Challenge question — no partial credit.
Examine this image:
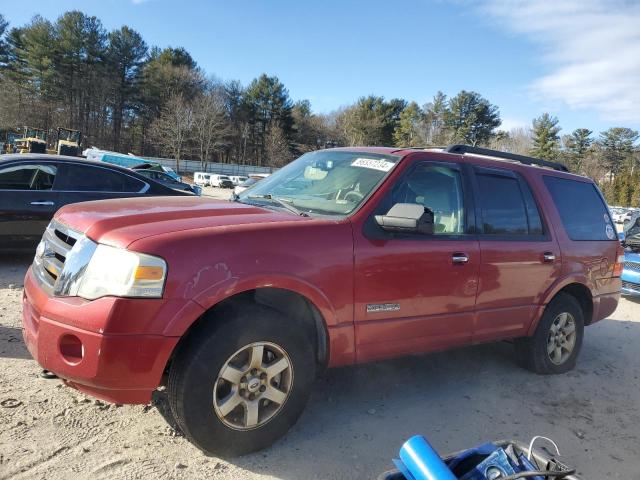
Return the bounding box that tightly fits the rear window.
[543,176,614,241]
[59,164,145,193]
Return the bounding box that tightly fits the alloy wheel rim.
[547,312,577,365]
[213,341,293,430]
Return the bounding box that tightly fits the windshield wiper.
[248,194,309,217]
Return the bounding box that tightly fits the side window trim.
[364,159,476,241]
[470,166,550,241]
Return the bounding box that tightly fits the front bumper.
[22,267,179,404]
[621,265,640,297]
[621,280,640,297]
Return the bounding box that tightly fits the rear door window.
[476,172,530,235]
[0,163,57,190]
[544,176,613,241]
[58,164,146,193]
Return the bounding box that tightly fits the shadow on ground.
[215,315,640,479]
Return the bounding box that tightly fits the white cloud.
[499,117,529,132]
[480,0,640,124]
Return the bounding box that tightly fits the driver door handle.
[452,253,469,264]
[30,201,54,206]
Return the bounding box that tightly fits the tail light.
[613,243,625,277]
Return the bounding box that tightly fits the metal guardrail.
[141,157,275,176]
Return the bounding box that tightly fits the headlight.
[76,244,167,300]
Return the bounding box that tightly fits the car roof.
[0,153,146,174]
[0,153,185,189]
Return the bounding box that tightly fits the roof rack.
[444,144,568,172]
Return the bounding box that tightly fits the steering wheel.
[344,190,364,202]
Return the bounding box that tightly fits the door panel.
[352,160,480,363]
[474,241,560,341]
[354,238,480,362]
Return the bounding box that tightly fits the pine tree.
[443,91,501,146]
[393,101,422,147]
[531,113,561,160]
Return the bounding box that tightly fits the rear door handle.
[30,201,54,206]
[543,252,556,263]
[452,253,469,264]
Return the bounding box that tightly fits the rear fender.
[526,274,594,336]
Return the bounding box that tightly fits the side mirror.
[375,203,434,234]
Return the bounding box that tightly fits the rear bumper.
[22,267,179,404]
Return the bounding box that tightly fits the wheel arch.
[164,286,332,377]
[529,277,594,335]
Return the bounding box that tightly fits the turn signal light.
[135,266,165,281]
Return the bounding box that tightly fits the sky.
[1,0,639,135]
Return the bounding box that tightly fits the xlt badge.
[366,303,400,313]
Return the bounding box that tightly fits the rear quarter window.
[543,176,613,241]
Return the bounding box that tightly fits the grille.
[33,221,82,294]
[622,281,640,292]
[623,261,640,273]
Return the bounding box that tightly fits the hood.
[55,196,309,248]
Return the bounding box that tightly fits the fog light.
[59,334,83,364]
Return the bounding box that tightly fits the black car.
[132,167,201,195]
[0,154,192,252]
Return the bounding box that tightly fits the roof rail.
[444,144,568,172]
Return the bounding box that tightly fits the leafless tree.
[264,125,293,167]
[150,93,194,170]
[192,90,232,167]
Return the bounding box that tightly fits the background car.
[0,154,192,252]
[210,174,234,188]
[233,177,259,196]
[133,168,201,195]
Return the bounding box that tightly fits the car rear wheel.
[514,292,584,374]
[167,304,315,457]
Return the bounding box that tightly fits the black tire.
[167,304,315,457]
[514,293,584,374]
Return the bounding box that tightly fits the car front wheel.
[167,304,316,457]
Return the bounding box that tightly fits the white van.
[229,175,248,186]
[194,172,212,186]
[209,174,234,188]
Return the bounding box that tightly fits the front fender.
[162,272,338,337]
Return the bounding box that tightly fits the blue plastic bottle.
[398,435,457,480]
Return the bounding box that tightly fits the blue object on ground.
[395,435,457,480]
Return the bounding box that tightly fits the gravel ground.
[1,254,639,479]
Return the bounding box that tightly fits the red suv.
[22,145,622,456]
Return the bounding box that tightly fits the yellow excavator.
[15,126,48,154]
[54,127,82,156]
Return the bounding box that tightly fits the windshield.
[237,150,400,215]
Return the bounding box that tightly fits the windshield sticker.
[605,224,615,240]
[351,158,395,172]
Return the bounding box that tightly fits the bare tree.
[264,125,293,167]
[150,93,194,170]
[192,90,232,167]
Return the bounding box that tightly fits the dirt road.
[1,255,639,479]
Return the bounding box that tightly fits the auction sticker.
[605,224,615,240]
[351,158,395,172]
